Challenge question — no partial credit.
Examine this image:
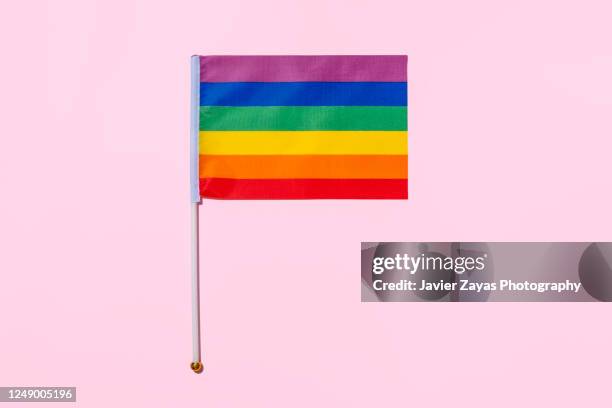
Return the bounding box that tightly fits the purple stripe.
[199,55,407,82]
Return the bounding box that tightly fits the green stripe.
[200,106,407,131]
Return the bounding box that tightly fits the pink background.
[2,0,612,406]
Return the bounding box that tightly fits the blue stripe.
[199,82,407,106]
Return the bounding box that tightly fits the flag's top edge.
[193,54,407,57]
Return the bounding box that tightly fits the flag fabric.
[190,55,408,201]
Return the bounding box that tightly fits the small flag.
[190,55,408,200]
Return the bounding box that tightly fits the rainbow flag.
[190,55,408,200]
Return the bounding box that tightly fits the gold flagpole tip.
[191,361,203,373]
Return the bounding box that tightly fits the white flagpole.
[190,201,203,373]
[190,55,203,374]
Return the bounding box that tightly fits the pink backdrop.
[1,0,612,406]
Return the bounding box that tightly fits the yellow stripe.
[199,131,408,155]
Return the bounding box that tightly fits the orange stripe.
[199,155,407,179]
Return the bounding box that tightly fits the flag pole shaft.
[189,56,203,373]
[190,201,203,373]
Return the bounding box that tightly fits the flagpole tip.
[191,361,203,373]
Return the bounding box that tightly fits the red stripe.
[200,178,407,199]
